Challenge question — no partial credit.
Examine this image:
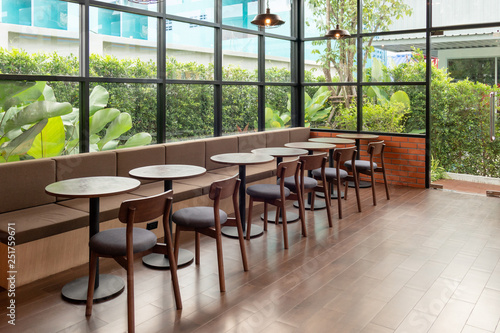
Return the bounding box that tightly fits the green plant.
[0,82,152,162]
[431,156,449,182]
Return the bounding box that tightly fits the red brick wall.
[310,131,426,188]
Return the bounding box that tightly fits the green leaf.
[4,101,72,134]
[89,85,109,116]
[0,81,42,111]
[371,58,384,82]
[97,112,132,150]
[119,132,152,149]
[89,108,120,135]
[42,84,57,102]
[390,91,411,109]
[0,119,47,160]
[27,116,65,159]
[102,140,119,151]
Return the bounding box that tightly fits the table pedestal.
[142,179,194,269]
[316,190,345,199]
[260,211,300,224]
[348,180,372,188]
[62,274,124,303]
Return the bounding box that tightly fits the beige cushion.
[116,145,166,184]
[131,181,203,202]
[238,132,267,153]
[57,193,141,223]
[53,151,116,181]
[266,129,290,147]
[176,172,233,195]
[0,204,88,244]
[0,159,56,213]
[204,136,238,170]
[289,127,311,142]
[165,140,205,167]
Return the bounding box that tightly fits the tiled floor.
[432,179,500,196]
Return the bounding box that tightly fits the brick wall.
[310,131,426,188]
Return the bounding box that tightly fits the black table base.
[348,180,372,188]
[142,249,194,269]
[316,190,344,199]
[222,225,263,238]
[293,200,327,210]
[61,274,124,303]
[261,210,300,223]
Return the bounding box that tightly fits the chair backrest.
[333,146,357,163]
[209,174,240,201]
[118,190,173,224]
[277,158,300,179]
[368,141,385,156]
[299,153,327,171]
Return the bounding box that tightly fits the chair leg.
[274,205,280,225]
[235,214,249,272]
[174,228,181,261]
[354,174,362,213]
[382,169,390,200]
[370,172,377,206]
[281,203,289,249]
[126,256,135,333]
[323,188,333,228]
[336,178,343,219]
[263,202,268,231]
[215,229,226,292]
[246,197,254,240]
[164,223,182,310]
[195,231,200,265]
[85,251,98,317]
[298,191,307,237]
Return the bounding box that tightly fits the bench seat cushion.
[208,162,276,183]
[56,193,142,223]
[131,181,203,202]
[176,172,234,195]
[0,204,88,244]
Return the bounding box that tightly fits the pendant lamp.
[325,1,350,39]
[251,0,285,28]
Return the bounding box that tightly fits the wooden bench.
[0,127,310,287]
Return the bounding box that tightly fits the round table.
[251,147,308,223]
[129,164,207,269]
[284,142,336,210]
[336,133,380,188]
[308,137,355,199]
[210,153,274,238]
[45,176,141,303]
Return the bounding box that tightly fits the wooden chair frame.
[365,141,390,205]
[246,158,305,249]
[85,190,181,333]
[173,174,248,292]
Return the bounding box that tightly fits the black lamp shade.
[325,25,351,39]
[251,8,285,28]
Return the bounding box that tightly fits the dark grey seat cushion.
[172,207,227,228]
[344,160,376,171]
[247,184,290,200]
[283,176,317,192]
[312,168,348,181]
[89,227,157,257]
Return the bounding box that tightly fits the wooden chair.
[313,147,362,219]
[246,158,305,249]
[172,174,248,292]
[85,190,181,333]
[344,141,390,206]
[286,153,332,228]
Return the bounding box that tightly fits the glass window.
[0,0,79,75]
[363,33,427,83]
[95,0,158,12]
[265,86,292,130]
[448,58,496,86]
[89,7,157,78]
[265,37,291,82]
[0,80,79,162]
[222,30,258,81]
[166,22,214,80]
[222,0,258,31]
[362,0,421,33]
[304,39,357,83]
[166,84,214,140]
[222,85,258,134]
[263,0,292,37]
[362,85,424,134]
[433,0,500,27]
[306,85,353,130]
[166,0,214,23]
[304,0,356,38]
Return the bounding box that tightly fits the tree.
[306,0,412,124]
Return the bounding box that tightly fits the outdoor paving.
[432,178,500,195]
